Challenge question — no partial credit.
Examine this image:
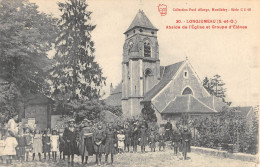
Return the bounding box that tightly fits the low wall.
[191,146,258,163]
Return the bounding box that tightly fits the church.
[105,10,227,123]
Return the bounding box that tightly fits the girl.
[124,124,131,152]
[149,128,157,152]
[172,129,182,156]
[16,128,26,162]
[50,130,59,161]
[139,124,148,153]
[3,131,18,164]
[117,130,125,153]
[42,129,51,160]
[93,122,105,165]
[24,128,33,161]
[32,129,42,161]
[59,130,65,160]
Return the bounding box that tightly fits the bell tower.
[122,10,160,117]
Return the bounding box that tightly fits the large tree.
[50,0,106,109]
[203,74,231,105]
[0,0,58,122]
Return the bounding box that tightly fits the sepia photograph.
[0,0,259,166]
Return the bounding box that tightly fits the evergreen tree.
[203,74,231,105]
[50,0,106,107]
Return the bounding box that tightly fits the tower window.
[151,31,154,34]
[144,41,151,57]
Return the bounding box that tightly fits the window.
[144,41,151,57]
[140,29,143,32]
[151,31,154,34]
[128,41,134,54]
[183,71,188,78]
[182,87,193,95]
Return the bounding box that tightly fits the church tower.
[122,10,160,117]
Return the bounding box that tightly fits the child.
[50,130,59,161]
[59,130,65,160]
[32,129,42,161]
[139,124,148,153]
[42,129,51,160]
[104,124,117,165]
[158,131,166,151]
[16,128,26,162]
[24,128,33,161]
[117,130,125,154]
[93,123,105,165]
[172,129,182,156]
[149,128,157,152]
[124,124,131,152]
[3,131,18,165]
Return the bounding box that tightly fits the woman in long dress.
[63,119,78,163]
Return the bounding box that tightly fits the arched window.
[182,87,193,95]
[144,41,151,57]
[128,41,134,54]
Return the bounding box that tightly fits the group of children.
[0,128,62,165]
[0,118,191,165]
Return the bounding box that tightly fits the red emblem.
[158,4,167,16]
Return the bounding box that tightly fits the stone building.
[105,10,227,123]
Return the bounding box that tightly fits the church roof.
[142,61,185,102]
[104,83,122,106]
[161,95,218,114]
[124,10,158,34]
[198,96,228,112]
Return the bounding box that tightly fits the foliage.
[50,0,106,108]
[0,0,58,122]
[203,75,231,105]
[103,105,123,117]
[176,107,258,154]
[141,103,157,122]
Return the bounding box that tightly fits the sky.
[30,0,260,107]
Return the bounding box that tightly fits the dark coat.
[63,128,79,155]
[139,127,148,146]
[16,135,26,157]
[181,130,192,153]
[124,128,131,145]
[42,134,51,153]
[158,134,165,147]
[172,132,182,148]
[93,129,105,153]
[132,125,139,146]
[79,127,94,156]
[104,129,117,154]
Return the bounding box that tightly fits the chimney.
[110,83,114,95]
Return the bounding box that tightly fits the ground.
[0,149,256,167]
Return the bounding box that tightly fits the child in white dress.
[117,130,125,153]
[50,130,59,161]
[3,131,18,164]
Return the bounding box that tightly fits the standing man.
[79,118,94,164]
[165,119,172,141]
[63,119,78,164]
[181,126,192,160]
[132,121,139,153]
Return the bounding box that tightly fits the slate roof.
[161,95,217,114]
[231,106,253,117]
[104,83,122,107]
[142,61,185,102]
[198,96,228,112]
[124,10,158,34]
